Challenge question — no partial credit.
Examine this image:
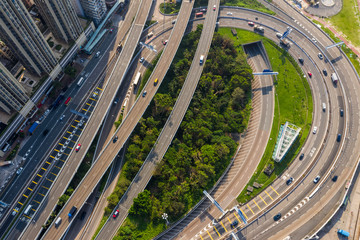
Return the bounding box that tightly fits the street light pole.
[162,213,169,225]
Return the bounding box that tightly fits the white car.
[313,126,317,134]
[16,167,23,175]
[227,12,233,15]
[313,175,320,183]
[139,57,145,63]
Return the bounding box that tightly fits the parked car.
[230,220,238,228]
[75,144,81,152]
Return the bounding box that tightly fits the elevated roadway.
[95,1,219,239]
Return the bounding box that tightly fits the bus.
[195,12,203,17]
[64,97,72,106]
[77,77,85,86]
[133,72,141,86]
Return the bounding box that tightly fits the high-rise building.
[34,0,83,43]
[0,41,17,63]
[0,0,58,76]
[0,63,29,114]
[80,0,107,26]
[21,0,34,9]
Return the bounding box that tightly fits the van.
[147,32,153,38]
[276,32,282,38]
[68,206,77,218]
[77,77,84,86]
[200,55,204,65]
[322,103,326,111]
[24,205,32,215]
[55,217,62,227]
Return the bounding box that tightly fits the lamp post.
[162,213,169,225]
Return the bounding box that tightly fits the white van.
[77,77,85,86]
[55,217,62,227]
[200,55,204,65]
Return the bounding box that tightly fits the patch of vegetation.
[64,65,77,78]
[145,20,157,29]
[6,143,20,161]
[55,44,62,51]
[221,28,313,203]
[113,25,252,239]
[328,0,360,48]
[159,2,181,14]
[220,0,275,15]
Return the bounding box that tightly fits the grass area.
[145,20,157,29]
[115,216,166,239]
[220,0,275,15]
[214,28,313,203]
[328,0,360,48]
[159,2,181,14]
[312,19,360,75]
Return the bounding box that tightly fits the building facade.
[80,0,107,26]
[0,0,58,76]
[0,63,29,114]
[34,0,83,43]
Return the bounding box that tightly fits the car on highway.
[75,144,81,152]
[172,20,176,24]
[227,12,233,15]
[312,37,317,43]
[154,78,158,86]
[42,129,49,136]
[16,167,23,175]
[332,175,338,182]
[308,71,312,77]
[113,98,119,104]
[340,109,344,117]
[322,69,327,76]
[110,28,113,33]
[276,32,282,38]
[142,91,147,97]
[299,153,304,160]
[318,53,323,60]
[213,5,216,10]
[248,21,254,26]
[230,220,238,228]
[286,177,294,185]
[273,213,281,221]
[163,40,168,45]
[337,134,342,142]
[200,8,207,12]
[298,58,304,64]
[313,126,317,134]
[59,114,65,121]
[313,175,321,183]
[113,136,118,143]
[113,209,120,218]
[96,51,100,58]
[139,57,145,63]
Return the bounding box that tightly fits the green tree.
[129,190,152,217]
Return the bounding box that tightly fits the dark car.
[298,58,304,64]
[113,136,118,143]
[332,175,338,182]
[142,91,147,97]
[230,220,238,228]
[274,213,281,221]
[337,134,342,142]
[340,109,344,117]
[299,153,304,160]
[43,129,49,136]
[286,177,294,185]
[322,69,327,76]
[80,211,86,220]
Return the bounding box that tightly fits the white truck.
[331,73,338,84]
[254,24,264,33]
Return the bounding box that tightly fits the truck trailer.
[331,73,339,84]
[28,121,40,135]
[254,24,264,33]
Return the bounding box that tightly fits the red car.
[248,21,254,26]
[308,72,312,77]
[213,5,216,10]
[163,40,168,45]
[75,144,81,152]
[113,209,119,218]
